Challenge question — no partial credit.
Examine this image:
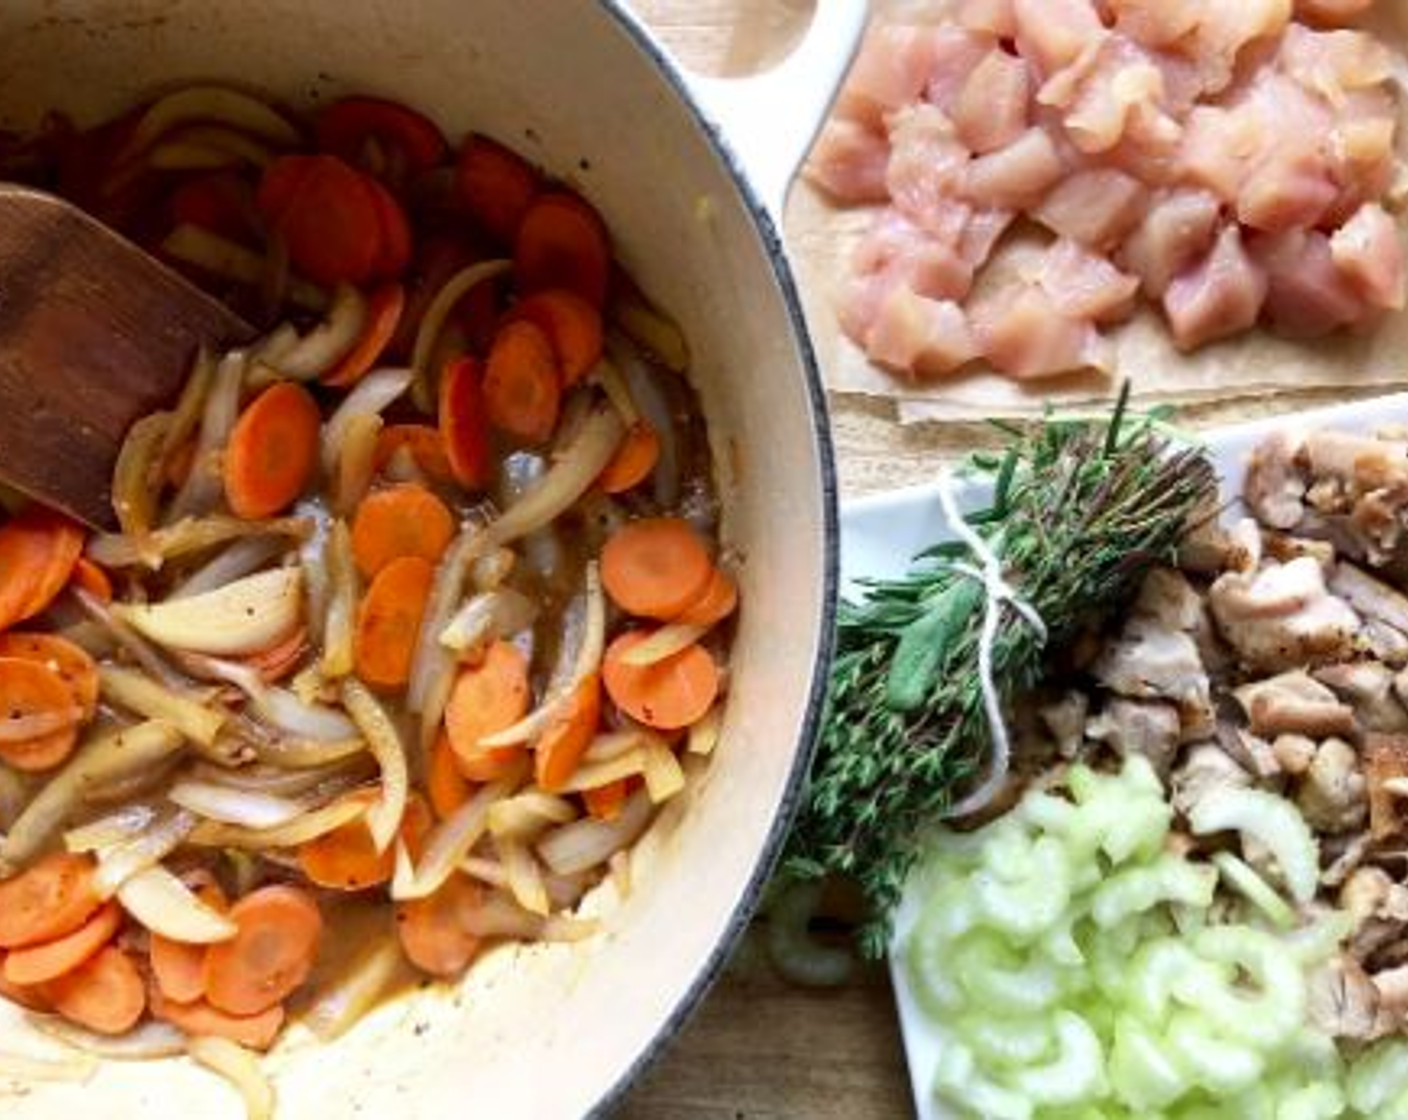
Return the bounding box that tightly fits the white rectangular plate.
[838,391,1408,1119]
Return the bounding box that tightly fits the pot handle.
[682,0,868,222]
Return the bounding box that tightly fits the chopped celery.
[1211,850,1296,930]
[1109,1017,1191,1111]
[974,835,1073,939]
[1188,787,1319,904]
[1090,856,1215,928]
[953,932,1067,1015]
[1008,1012,1107,1107]
[957,1013,1054,1069]
[1277,1082,1346,1120]
[1165,1012,1265,1095]
[1346,1039,1408,1115]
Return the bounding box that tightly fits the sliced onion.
[556,749,649,794]
[331,413,383,515]
[321,367,413,477]
[609,850,632,899]
[169,781,305,829]
[188,792,370,850]
[83,756,183,808]
[92,809,195,898]
[99,665,226,747]
[71,589,186,690]
[170,536,287,601]
[438,589,539,656]
[188,757,370,797]
[458,890,545,939]
[641,740,686,803]
[0,1050,96,1083]
[253,283,365,382]
[30,1016,186,1060]
[117,568,303,656]
[296,502,332,647]
[166,349,246,523]
[340,679,408,854]
[111,411,172,539]
[123,85,299,156]
[188,1036,274,1120]
[2,721,185,866]
[162,224,326,310]
[687,705,722,757]
[148,130,275,172]
[582,730,647,765]
[117,864,238,943]
[471,547,517,592]
[611,334,680,508]
[65,804,159,853]
[487,793,577,840]
[537,790,655,877]
[458,856,508,889]
[609,289,689,373]
[620,621,711,668]
[409,260,511,410]
[0,706,82,742]
[594,359,639,426]
[253,736,367,770]
[497,837,549,916]
[407,521,492,732]
[320,521,359,679]
[301,939,403,1043]
[392,771,524,901]
[88,515,314,571]
[181,654,358,742]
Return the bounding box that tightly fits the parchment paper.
[783,1,1408,423]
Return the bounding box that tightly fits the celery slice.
[1211,850,1296,931]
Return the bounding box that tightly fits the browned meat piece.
[1272,733,1319,776]
[1093,600,1213,738]
[1209,557,1360,672]
[1262,532,1336,572]
[1245,430,1309,530]
[1297,737,1367,834]
[1038,691,1089,758]
[1315,661,1408,732]
[1171,741,1250,817]
[1331,564,1408,652]
[1234,671,1356,738]
[1085,698,1183,776]
[1307,952,1385,1040]
[1341,866,1408,959]
[1364,733,1408,839]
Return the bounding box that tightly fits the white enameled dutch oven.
[0,1,865,1116]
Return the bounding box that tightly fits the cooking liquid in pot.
[0,85,735,1056]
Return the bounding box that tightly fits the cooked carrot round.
[583,778,630,822]
[299,792,430,891]
[317,96,448,177]
[151,986,287,1051]
[0,506,84,631]
[676,568,739,627]
[509,289,604,386]
[428,733,472,819]
[69,556,114,604]
[223,381,321,519]
[0,854,100,950]
[534,672,602,793]
[0,957,53,1011]
[0,653,85,770]
[456,134,540,244]
[445,640,531,770]
[602,632,720,731]
[204,885,322,1017]
[598,422,661,495]
[439,356,494,490]
[600,517,714,620]
[151,878,227,1004]
[0,632,101,718]
[350,483,455,579]
[354,555,436,690]
[374,423,455,484]
[396,874,483,978]
[483,319,562,444]
[513,191,611,307]
[240,624,310,684]
[3,900,122,986]
[47,945,145,1035]
[323,281,406,388]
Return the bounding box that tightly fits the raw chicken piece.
[1012,0,1106,77]
[836,24,943,129]
[1208,555,1361,671]
[805,119,890,205]
[1279,24,1393,98]
[866,285,980,378]
[1332,203,1407,312]
[1038,239,1141,323]
[954,49,1032,155]
[1252,229,1367,338]
[1296,0,1374,27]
[1179,105,1270,203]
[1041,37,1174,155]
[1163,225,1269,350]
[1107,0,1202,49]
[962,127,1065,209]
[923,27,1002,115]
[1237,147,1339,233]
[885,104,968,230]
[1033,168,1149,250]
[958,0,1017,38]
[970,284,1101,378]
[1234,670,1356,737]
[852,211,975,302]
[1190,0,1295,96]
[958,208,1018,271]
[1119,188,1222,297]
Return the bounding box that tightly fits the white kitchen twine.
[934,475,1047,819]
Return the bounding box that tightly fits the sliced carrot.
[597,422,661,495]
[603,632,720,731]
[354,555,435,690]
[4,900,122,986]
[299,792,430,891]
[600,517,714,620]
[445,640,531,773]
[170,171,259,245]
[0,853,100,949]
[455,134,540,244]
[0,957,53,1011]
[257,154,383,286]
[0,506,84,631]
[483,318,561,444]
[534,672,602,793]
[513,191,611,307]
[350,483,455,579]
[583,779,630,822]
[203,885,322,1017]
[151,879,228,1005]
[396,874,483,978]
[239,624,309,684]
[0,632,100,718]
[439,355,494,489]
[317,96,448,177]
[428,732,472,819]
[46,945,145,1035]
[508,289,604,386]
[389,235,478,360]
[676,567,739,627]
[322,281,406,388]
[223,381,321,519]
[150,985,285,1051]
[364,175,413,278]
[374,423,455,484]
[0,656,82,772]
[69,556,113,604]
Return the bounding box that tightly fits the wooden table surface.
[615,4,921,1118]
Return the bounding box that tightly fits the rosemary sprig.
[786,393,1218,957]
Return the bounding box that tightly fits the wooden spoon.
[0,183,254,530]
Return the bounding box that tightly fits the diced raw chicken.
[1033,168,1149,249]
[1038,239,1142,323]
[1190,0,1294,96]
[885,104,969,232]
[1208,555,1360,671]
[954,49,1032,155]
[1296,0,1376,29]
[1279,24,1393,98]
[958,208,1018,270]
[1120,188,1222,296]
[1179,105,1268,203]
[1012,0,1106,77]
[1332,204,1407,312]
[1238,147,1339,233]
[852,212,975,302]
[837,272,889,349]
[866,284,980,378]
[1163,225,1269,350]
[1251,229,1366,338]
[958,0,1017,38]
[962,128,1065,209]
[970,284,1101,378]
[804,119,891,205]
[835,24,943,129]
[1041,37,1173,155]
[922,27,1001,115]
[1107,0,1202,49]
